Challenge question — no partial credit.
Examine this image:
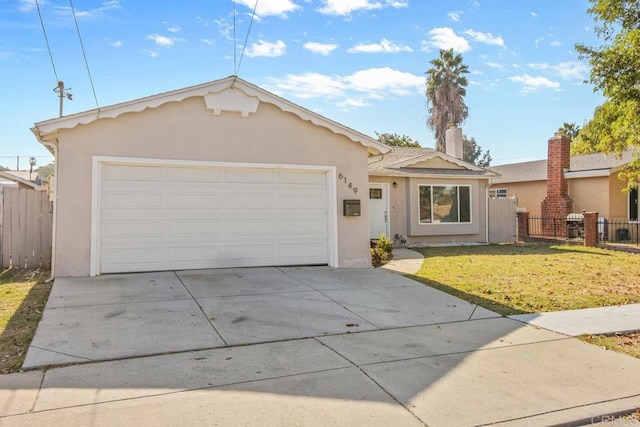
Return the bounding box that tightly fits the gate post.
[517,211,529,243]
[583,211,598,247]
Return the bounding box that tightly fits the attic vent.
[204,88,259,118]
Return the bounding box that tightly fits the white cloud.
[110,40,122,47]
[167,25,181,33]
[215,19,234,41]
[534,37,544,48]
[337,98,371,109]
[447,11,462,22]
[245,40,287,57]
[18,0,40,12]
[530,11,538,18]
[509,74,560,93]
[527,61,588,81]
[422,27,470,53]
[234,0,300,18]
[303,42,339,56]
[485,62,504,70]
[318,0,407,16]
[201,39,215,46]
[147,33,176,48]
[266,67,423,109]
[345,67,424,96]
[464,29,504,47]
[268,73,346,99]
[53,0,121,20]
[143,50,159,58]
[549,40,562,47]
[347,38,413,53]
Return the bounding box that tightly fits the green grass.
[579,332,640,359]
[410,243,640,316]
[0,269,51,374]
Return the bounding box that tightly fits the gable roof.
[490,150,637,184]
[369,146,498,178]
[32,76,390,156]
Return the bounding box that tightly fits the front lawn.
[411,243,640,316]
[0,269,51,374]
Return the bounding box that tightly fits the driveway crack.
[173,272,228,346]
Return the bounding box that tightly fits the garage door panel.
[225,219,278,235]
[167,192,222,209]
[224,193,275,209]
[103,219,164,237]
[278,171,325,184]
[103,192,164,210]
[105,165,164,182]
[98,163,330,273]
[225,169,277,184]
[101,247,165,273]
[167,167,223,183]
[168,219,221,236]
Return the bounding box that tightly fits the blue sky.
[1,0,604,169]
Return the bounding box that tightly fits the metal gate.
[488,198,517,244]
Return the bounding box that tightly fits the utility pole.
[53,81,72,117]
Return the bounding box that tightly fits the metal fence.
[597,218,640,245]
[527,215,639,245]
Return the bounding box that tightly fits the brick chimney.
[541,131,573,236]
[445,123,463,160]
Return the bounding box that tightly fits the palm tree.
[425,49,470,152]
[558,122,581,139]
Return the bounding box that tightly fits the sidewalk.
[383,247,640,336]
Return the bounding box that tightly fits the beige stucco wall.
[53,97,372,276]
[608,174,629,219]
[568,176,610,217]
[489,181,546,215]
[370,175,488,244]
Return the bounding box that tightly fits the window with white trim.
[489,188,507,199]
[630,187,638,222]
[419,185,471,224]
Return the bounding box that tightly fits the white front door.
[369,183,389,239]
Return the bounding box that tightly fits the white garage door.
[96,162,331,274]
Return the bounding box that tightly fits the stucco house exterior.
[368,125,499,246]
[32,76,390,277]
[489,133,638,222]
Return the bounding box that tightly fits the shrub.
[371,234,393,267]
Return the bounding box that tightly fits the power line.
[35,0,59,82]
[69,0,100,113]
[235,0,259,76]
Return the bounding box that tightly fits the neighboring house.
[489,132,638,222]
[0,170,41,190]
[368,125,499,245]
[31,76,390,277]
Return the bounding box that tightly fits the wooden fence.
[0,187,53,269]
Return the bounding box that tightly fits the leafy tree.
[558,122,581,139]
[575,0,640,187]
[425,49,470,152]
[375,132,421,147]
[463,135,491,168]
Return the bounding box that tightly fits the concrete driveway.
[3,266,640,426]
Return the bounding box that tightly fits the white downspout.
[485,183,490,244]
[40,139,58,281]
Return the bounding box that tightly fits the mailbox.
[343,199,361,216]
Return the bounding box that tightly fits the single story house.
[32,76,390,277]
[489,133,638,222]
[368,125,499,246]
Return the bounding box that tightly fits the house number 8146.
[338,173,358,194]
